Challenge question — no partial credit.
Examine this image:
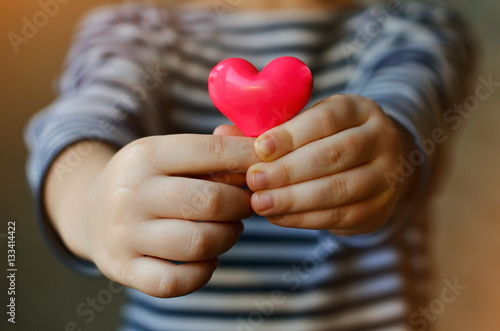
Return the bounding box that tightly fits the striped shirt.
[25,1,474,330]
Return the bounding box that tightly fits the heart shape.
[208,57,313,137]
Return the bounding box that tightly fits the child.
[25,0,474,330]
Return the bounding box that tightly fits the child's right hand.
[46,134,259,298]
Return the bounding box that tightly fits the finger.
[247,125,376,191]
[254,95,372,161]
[131,219,243,261]
[265,191,394,232]
[132,134,259,175]
[213,125,245,137]
[121,256,219,298]
[251,163,389,216]
[142,176,254,221]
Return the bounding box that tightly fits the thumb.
[213,125,245,137]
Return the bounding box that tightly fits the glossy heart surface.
[208,57,313,137]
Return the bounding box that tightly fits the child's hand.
[246,95,413,236]
[78,135,259,297]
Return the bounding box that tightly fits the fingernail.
[252,171,269,191]
[256,193,274,212]
[256,137,276,157]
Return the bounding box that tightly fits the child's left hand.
[244,94,412,236]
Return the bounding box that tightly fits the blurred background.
[0,0,499,330]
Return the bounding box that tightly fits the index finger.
[134,134,260,175]
[254,95,370,161]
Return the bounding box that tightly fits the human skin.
[45,135,260,298]
[44,0,419,298]
[216,95,419,236]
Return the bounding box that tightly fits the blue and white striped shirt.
[25,1,473,330]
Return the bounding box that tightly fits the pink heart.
[208,57,313,137]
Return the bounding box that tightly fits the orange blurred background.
[0,0,499,330]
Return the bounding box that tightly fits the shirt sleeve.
[24,3,173,275]
[330,1,476,248]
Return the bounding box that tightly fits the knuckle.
[330,94,355,111]
[110,185,135,213]
[333,174,350,202]
[278,190,294,214]
[327,94,348,103]
[208,135,227,160]
[120,137,161,173]
[157,271,180,298]
[122,138,151,163]
[188,228,210,260]
[323,141,345,169]
[279,161,294,185]
[197,184,224,219]
[316,106,337,134]
[360,96,380,109]
[356,96,381,115]
[178,186,197,218]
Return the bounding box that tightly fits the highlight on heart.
[208,56,314,137]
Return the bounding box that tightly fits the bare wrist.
[44,140,117,261]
